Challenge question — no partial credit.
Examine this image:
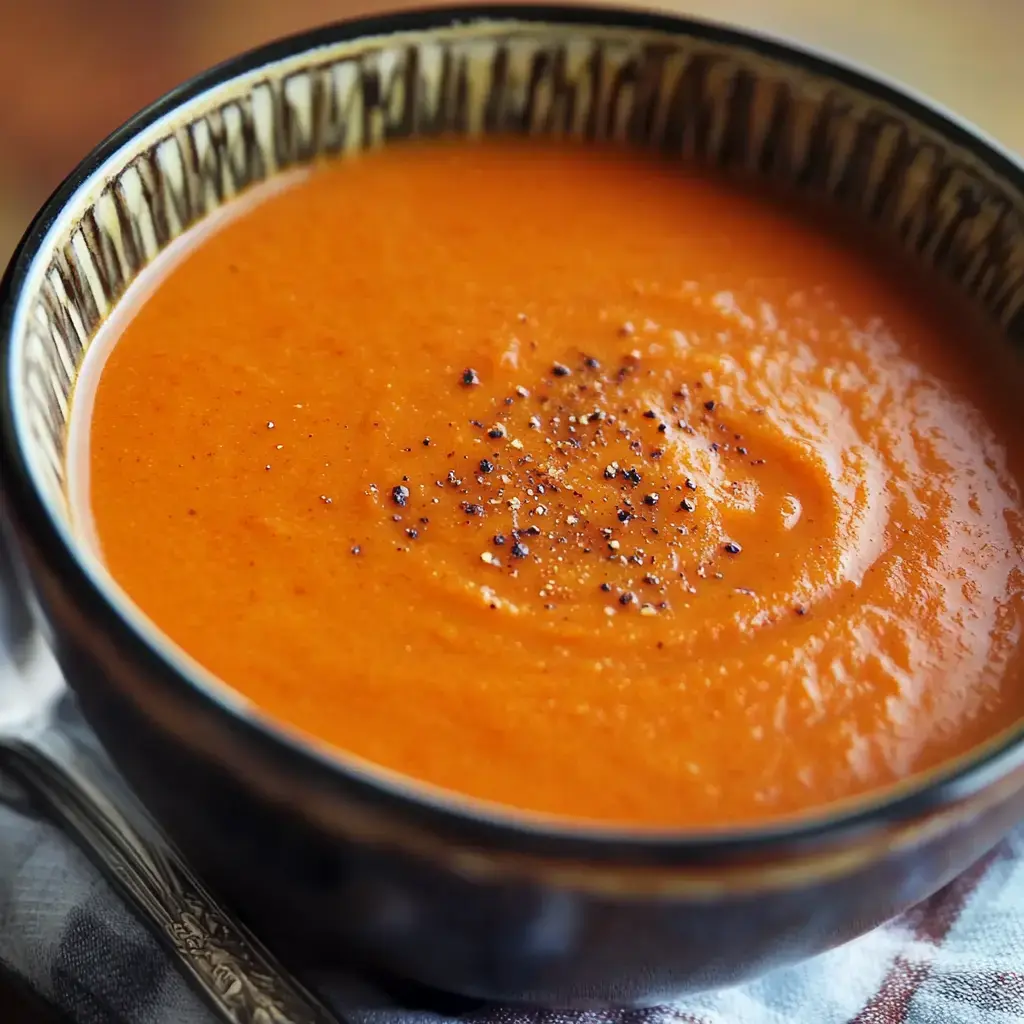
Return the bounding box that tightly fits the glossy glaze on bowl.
[2,5,1024,1008]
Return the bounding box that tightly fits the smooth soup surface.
[80,140,1024,827]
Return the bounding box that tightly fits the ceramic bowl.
[2,4,1024,1008]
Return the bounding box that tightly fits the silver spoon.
[0,574,340,1024]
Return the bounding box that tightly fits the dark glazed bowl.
[2,4,1024,1008]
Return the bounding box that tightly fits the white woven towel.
[1,750,1022,1024]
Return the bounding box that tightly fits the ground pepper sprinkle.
[371,275,852,646]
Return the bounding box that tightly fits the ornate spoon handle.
[0,727,340,1024]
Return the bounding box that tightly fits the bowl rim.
[3,2,1024,865]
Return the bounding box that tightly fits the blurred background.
[1,0,1022,263]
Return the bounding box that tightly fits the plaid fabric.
[0,757,1022,1023]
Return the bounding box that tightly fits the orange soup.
[78,140,1024,828]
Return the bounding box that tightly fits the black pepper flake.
[406,528,419,540]
[724,541,742,555]
[643,493,660,506]
[584,356,600,369]
[391,485,410,506]
[479,458,494,473]
[657,422,667,433]
[619,591,636,606]
[795,605,807,616]
[462,368,480,386]
[623,467,642,486]
[650,448,664,459]
[552,362,571,377]
[462,502,485,516]
[710,442,720,453]
[493,533,506,546]
[685,478,697,490]
[643,574,661,586]
[350,545,361,555]
[704,399,716,411]
[643,409,657,419]
[600,582,612,592]
[524,525,542,536]
[422,437,431,446]
[511,541,529,558]
[737,446,748,455]
[488,424,506,439]
[679,498,696,512]
[617,508,633,523]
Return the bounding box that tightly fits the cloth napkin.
[1,714,1023,1024]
